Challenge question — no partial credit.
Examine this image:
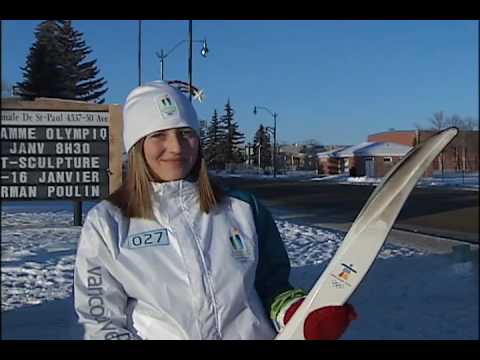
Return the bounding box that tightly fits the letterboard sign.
[1,110,110,200]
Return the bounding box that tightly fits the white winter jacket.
[74,179,293,340]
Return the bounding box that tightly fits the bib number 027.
[127,229,169,249]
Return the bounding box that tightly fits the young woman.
[74,81,356,340]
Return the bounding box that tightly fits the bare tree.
[413,122,424,130]
[444,115,478,173]
[429,111,446,130]
[454,116,477,173]
[461,117,478,131]
[446,114,463,170]
[429,111,447,175]
[302,139,321,147]
[447,115,466,172]
[445,114,464,128]
[422,112,478,175]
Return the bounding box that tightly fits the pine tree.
[199,119,208,147]
[220,100,245,165]
[16,21,67,99]
[16,20,107,103]
[253,124,272,168]
[58,20,108,103]
[204,109,225,169]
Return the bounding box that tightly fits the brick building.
[353,142,412,177]
[318,143,375,175]
[368,129,479,174]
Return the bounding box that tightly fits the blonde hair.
[107,139,224,219]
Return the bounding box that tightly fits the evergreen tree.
[199,119,208,147]
[16,20,107,103]
[204,109,225,169]
[58,20,108,103]
[16,21,67,99]
[220,100,245,165]
[253,124,272,168]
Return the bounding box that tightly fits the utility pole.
[254,106,278,178]
[138,20,142,86]
[188,20,193,102]
[156,22,208,85]
[273,112,277,178]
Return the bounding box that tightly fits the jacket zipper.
[179,183,222,339]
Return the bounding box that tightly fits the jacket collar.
[150,178,198,197]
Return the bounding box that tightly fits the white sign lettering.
[1,111,109,126]
[38,171,100,183]
[15,156,101,169]
[47,185,100,198]
[55,142,91,154]
[0,127,37,140]
[1,186,37,198]
[8,142,45,154]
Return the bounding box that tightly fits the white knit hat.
[122,80,200,152]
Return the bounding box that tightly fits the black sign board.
[1,110,110,200]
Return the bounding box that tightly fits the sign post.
[74,200,82,226]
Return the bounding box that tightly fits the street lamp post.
[246,142,252,166]
[254,105,278,178]
[155,34,208,86]
[255,142,262,173]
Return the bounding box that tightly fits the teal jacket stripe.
[227,189,293,316]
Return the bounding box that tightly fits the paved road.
[216,177,479,247]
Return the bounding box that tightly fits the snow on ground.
[1,210,426,313]
[1,202,478,339]
[213,170,319,181]
[216,169,479,191]
[311,173,479,190]
[417,173,479,190]
[277,220,425,268]
[290,252,478,340]
[1,211,79,311]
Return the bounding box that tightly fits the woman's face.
[143,127,199,182]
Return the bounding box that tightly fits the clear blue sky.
[2,20,478,145]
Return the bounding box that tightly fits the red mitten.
[283,299,357,340]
